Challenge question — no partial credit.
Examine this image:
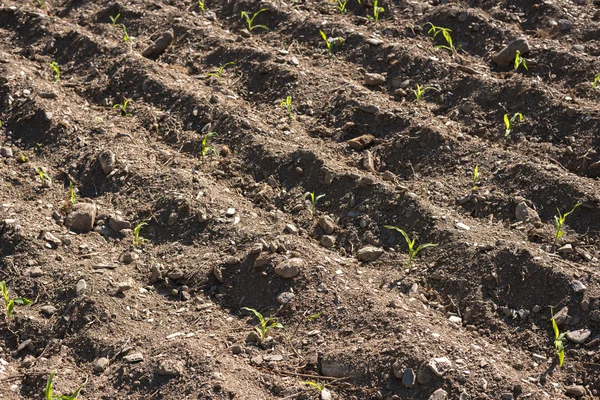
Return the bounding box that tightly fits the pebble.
[515,202,539,222]
[558,244,574,254]
[142,29,175,59]
[98,150,116,175]
[225,208,236,217]
[0,147,12,157]
[117,280,133,293]
[402,368,416,388]
[532,353,546,362]
[320,389,332,400]
[157,360,185,376]
[274,258,304,279]
[501,394,513,400]
[357,246,384,262]
[65,203,97,233]
[566,329,591,344]
[21,355,35,368]
[428,357,452,377]
[364,72,386,86]
[109,215,131,232]
[123,353,144,363]
[93,357,109,372]
[320,235,335,248]
[167,212,178,226]
[347,134,376,151]
[276,291,295,304]
[565,385,585,397]
[167,269,184,280]
[318,215,336,234]
[571,280,586,292]
[558,19,573,31]
[213,266,223,283]
[42,231,62,247]
[449,316,462,324]
[40,305,57,316]
[284,224,298,234]
[231,345,242,355]
[455,222,470,231]
[428,388,448,400]
[492,38,530,67]
[251,355,263,366]
[30,267,43,277]
[75,279,87,296]
[246,331,260,343]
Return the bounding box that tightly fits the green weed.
[303,381,326,393]
[206,62,234,82]
[69,181,77,205]
[133,221,147,247]
[121,24,131,42]
[302,191,325,215]
[201,131,219,157]
[514,50,528,71]
[413,84,439,101]
[503,112,523,137]
[241,9,268,32]
[368,0,384,22]
[113,98,132,116]
[319,30,343,58]
[332,0,348,13]
[592,72,600,89]
[241,307,283,340]
[554,203,579,246]
[472,164,480,191]
[109,13,120,26]
[424,23,456,53]
[551,309,565,367]
[384,226,438,268]
[198,1,206,11]
[0,281,32,319]
[280,96,293,119]
[50,62,60,82]
[46,371,86,400]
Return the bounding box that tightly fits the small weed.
[37,168,51,185]
[241,9,268,32]
[49,62,60,82]
[413,84,439,101]
[280,96,293,119]
[472,164,480,191]
[592,72,600,89]
[384,226,438,268]
[201,131,219,157]
[554,203,579,246]
[113,98,132,116]
[319,30,343,58]
[69,181,77,205]
[424,23,456,53]
[503,112,523,137]
[332,0,348,13]
[514,50,528,71]
[303,381,326,393]
[367,0,384,22]
[121,24,131,42]
[133,221,147,247]
[206,62,234,82]
[0,281,32,319]
[109,13,120,26]
[46,371,87,400]
[241,307,283,340]
[551,308,565,367]
[302,191,325,215]
[198,1,206,11]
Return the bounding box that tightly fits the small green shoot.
[121,24,131,42]
[133,221,147,247]
[18,153,28,163]
[302,191,325,215]
[307,310,324,322]
[109,13,120,26]
[201,131,219,157]
[241,9,268,32]
[280,96,293,119]
[424,23,456,53]
[69,181,77,205]
[384,226,438,268]
[241,307,283,340]
[319,30,343,58]
[35,0,44,8]
[113,98,132,116]
[49,62,60,82]
[514,50,528,71]
[0,281,32,319]
[472,164,480,191]
[592,72,600,89]
[37,168,51,185]
[45,371,87,400]
[413,84,439,101]
[504,112,523,137]
[551,309,565,367]
[198,1,206,12]
[554,203,579,246]
[332,0,348,13]
[303,381,326,393]
[206,62,234,82]
[367,0,384,23]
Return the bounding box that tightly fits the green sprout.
[367,0,384,22]
[206,62,234,82]
[0,281,32,319]
[592,72,600,89]
[413,84,439,101]
[319,30,343,58]
[109,13,120,26]
[551,309,565,367]
[37,168,51,185]
[201,131,219,157]
[240,9,268,32]
[424,23,456,53]
[49,62,60,82]
[121,24,131,42]
[332,0,348,13]
[113,98,132,116]
[303,381,326,394]
[384,226,438,268]
[280,96,293,119]
[241,307,283,340]
[18,153,28,163]
[472,164,480,191]
[35,0,44,8]
[46,371,87,400]
[69,181,77,205]
[504,112,523,137]
[307,310,325,322]
[554,203,579,246]
[133,221,147,247]
[198,1,206,11]
[302,191,325,215]
[514,50,528,71]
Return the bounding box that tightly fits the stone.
[492,38,530,67]
[117,280,133,293]
[392,361,403,379]
[246,331,260,343]
[231,345,242,355]
[42,231,61,247]
[320,235,335,248]
[553,307,569,325]
[347,134,375,151]
[402,368,416,388]
[75,279,87,296]
[284,224,298,234]
[21,355,35,368]
[40,305,57,316]
[449,315,462,324]
[558,19,573,31]
[429,389,448,400]
[98,150,116,175]
[276,291,295,304]
[571,280,586,293]
[318,216,336,234]
[109,215,131,232]
[65,203,97,233]
[382,170,396,182]
[515,202,539,222]
[123,353,144,363]
[357,246,384,262]
[274,258,304,278]
[589,161,600,177]
[558,244,574,254]
[0,147,13,158]
[93,357,109,372]
[225,208,236,217]
[566,329,591,344]
[213,266,223,283]
[501,394,513,400]
[428,357,452,377]
[167,269,184,280]
[251,355,263,366]
[455,222,470,230]
[142,30,174,59]
[320,389,332,400]
[364,72,385,86]
[565,385,585,397]
[320,358,350,378]
[157,360,185,376]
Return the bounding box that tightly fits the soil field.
[1,0,600,399]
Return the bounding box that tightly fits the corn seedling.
[0,281,31,319]
[201,131,219,157]
[367,0,384,22]
[472,165,480,191]
[50,62,60,82]
[551,309,565,367]
[302,191,325,215]
[241,307,283,340]
[206,62,234,81]
[592,72,600,89]
[554,203,579,246]
[514,50,528,71]
[332,0,347,13]
[198,1,206,11]
[121,24,131,42]
[503,112,523,137]
[69,181,77,205]
[384,226,438,268]
[303,381,326,394]
[133,221,147,247]
[307,310,324,322]
[37,168,50,185]
[35,0,44,7]
[424,23,456,53]
[280,96,293,119]
[413,84,439,101]
[319,30,343,58]
[46,371,87,400]
[113,98,132,116]
[18,153,28,163]
[109,13,120,26]
[240,9,268,32]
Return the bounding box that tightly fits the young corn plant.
[280,96,293,119]
[551,309,565,367]
[133,221,147,247]
[113,98,132,116]
[514,50,528,71]
[319,30,343,58]
[121,24,131,42]
[472,164,480,191]
[109,13,120,26]
[504,112,523,137]
[413,84,439,101]
[37,168,51,186]
[50,62,60,82]
[69,181,77,205]
[303,381,326,394]
[332,0,348,13]
[241,9,268,32]
[201,131,219,157]
[241,307,283,340]
[424,23,456,53]
[198,1,206,11]
[1,281,32,319]
[592,72,600,89]
[206,62,234,82]
[302,192,325,215]
[45,371,86,400]
[384,226,438,268]
[35,0,44,8]
[554,203,579,246]
[367,0,384,22]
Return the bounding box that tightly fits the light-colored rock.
[157,359,185,376]
[42,231,61,247]
[318,215,336,234]
[75,279,87,296]
[515,202,539,222]
[428,357,452,377]
[364,73,385,86]
[109,215,131,232]
[142,30,174,59]
[98,150,116,175]
[123,353,144,363]
[93,357,109,372]
[274,258,304,278]
[558,244,574,254]
[347,134,375,151]
[357,246,384,262]
[429,388,448,400]
[566,329,591,344]
[571,280,586,293]
[320,235,335,248]
[65,203,97,233]
[40,305,57,316]
[0,147,13,158]
[492,38,530,67]
[565,385,585,397]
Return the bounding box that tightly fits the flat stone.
[263,354,283,361]
[42,231,61,247]
[492,38,530,67]
[320,235,335,248]
[565,385,585,397]
[167,269,184,280]
[40,305,57,316]
[566,329,591,344]
[276,291,295,304]
[0,147,13,158]
[364,72,385,86]
[109,215,131,232]
[157,359,185,376]
[123,353,144,363]
[284,223,298,234]
[455,222,470,230]
[558,244,574,254]
[251,355,263,366]
[225,208,236,217]
[571,280,586,293]
[65,203,97,233]
[558,19,573,31]
[274,258,304,278]
[357,246,384,262]
[429,388,448,400]
[501,394,513,400]
[553,307,569,325]
[428,357,452,377]
[117,280,133,293]
[449,315,462,324]
[93,357,109,372]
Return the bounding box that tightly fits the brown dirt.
[1,0,600,399]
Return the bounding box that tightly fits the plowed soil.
[1,0,600,399]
